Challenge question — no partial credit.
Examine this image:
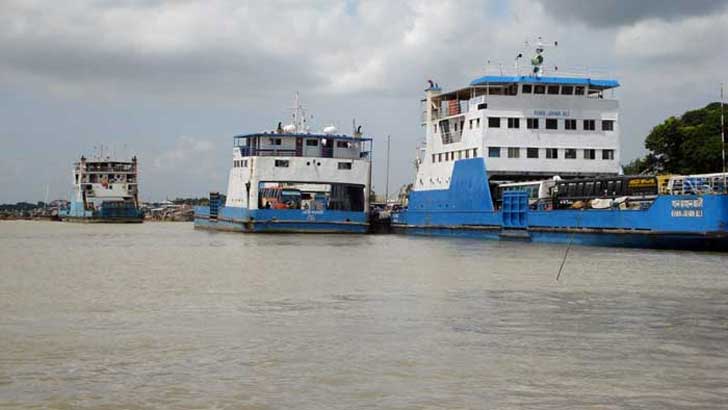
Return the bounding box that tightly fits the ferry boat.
[392,39,728,251]
[194,95,372,233]
[60,155,144,223]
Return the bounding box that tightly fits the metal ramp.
[500,191,529,239]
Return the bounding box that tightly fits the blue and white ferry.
[195,95,373,233]
[392,40,728,251]
[60,155,144,223]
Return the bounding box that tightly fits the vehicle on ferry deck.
[194,95,373,233]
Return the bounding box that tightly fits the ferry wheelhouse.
[392,40,728,250]
[194,96,372,233]
[60,155,143,222]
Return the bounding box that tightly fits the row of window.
[273,159,353,169]
[431,148,479,163]
[487,117,614,131]
[439,118,616,133]
[487,147,614,160]
[522,84,585,96]
[268,138,353,148]
[233,159,249,168]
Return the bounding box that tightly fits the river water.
[1,221,727,409]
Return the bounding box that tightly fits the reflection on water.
[1,221,727,409]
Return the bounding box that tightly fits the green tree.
[639,102,726,174]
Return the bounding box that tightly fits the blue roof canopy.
[470,75,619,89]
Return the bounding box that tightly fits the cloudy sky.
[1,0,727,202]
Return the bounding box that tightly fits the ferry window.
[476,118,481,128]
[584,149,596,160]
[488,147,501,158]
[522,84,532,94]
[469,119,473,129]
[602,120,614,131]
[565,119,577,130]
[561,86,574,95]
[274,159,289,167]
[477,103,488,110]
[545,118,558,130]
[271,138,282,145]
[488,117,501,128]
[602,149,615,160]
[465,150,470,159]
[585,182,595,196]
[306,139,319,146]
[507,118,520,129]
[338,162,352,170]
[575,86,585,95]
[546,148,558,159]
[527,148,539,158]
[432,154,436,163]
[433,124,437,133]
[454,122,458,131]
[438,153,442,162]
[473,148,478,157]
[336,141,349,148]
[507,147,520,158]
[565,149,577,159]
[243,160,248,167]
[527,118,539,129]
[583,119,596,131]
[534,85,545,94]
[458,151,463,159]
[547,85,559,95]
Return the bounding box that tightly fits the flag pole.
[722,82,726,193]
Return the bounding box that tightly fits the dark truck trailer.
[552,175,658,209]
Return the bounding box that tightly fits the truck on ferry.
[391,39,728,250]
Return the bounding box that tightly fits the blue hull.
[194,206,368,234]
[392,225,728,251]
[393,158,728,251]
[60,201,144,223]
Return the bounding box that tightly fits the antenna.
[290,92,310,133]
[525,36,558,78]
[385,135,391,203]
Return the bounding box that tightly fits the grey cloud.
[536,0,728,27]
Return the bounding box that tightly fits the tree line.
[624,102,727,175]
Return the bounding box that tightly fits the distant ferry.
[392,39,728,251]
[60,155,144,223]
[194,95,372,233]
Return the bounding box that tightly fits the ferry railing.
[440,131,462,144]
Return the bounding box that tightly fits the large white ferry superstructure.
[418,57,620,189]
[195,96,373,233]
